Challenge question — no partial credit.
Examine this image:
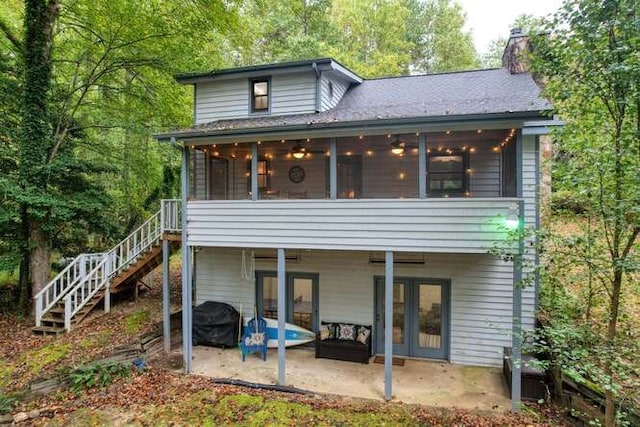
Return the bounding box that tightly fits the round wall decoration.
[288,166,306,183]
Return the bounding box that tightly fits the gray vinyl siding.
[195,72,317,124]
[186,198,520,253]
[320,73,350,111]
[270,73,317,115]
[195,79,249,124]
[195,248,518,367]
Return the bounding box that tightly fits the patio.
[191,345,511,411]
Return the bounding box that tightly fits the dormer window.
[251,78,270,112]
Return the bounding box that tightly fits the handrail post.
[79,254,86,282]
[64,295,71,332]
[161,200,166,234]
[104,278,111,313]
[35,296,42,327]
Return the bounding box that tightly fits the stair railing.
[64,256,110,331]
[106,209,163,279]
[39,199,183,331]
[33,253,104,327]
[61,207,166,331]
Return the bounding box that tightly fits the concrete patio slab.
[191,345,511,411]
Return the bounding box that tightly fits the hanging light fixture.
[390,136,405,155]
[291,144,306,159]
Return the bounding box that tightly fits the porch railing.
[161,199,182,233]
[35,199,183,331]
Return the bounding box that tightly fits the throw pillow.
[357,326,371,345]
[319,324,331,341]
[321,322,336,339]
[338,323,356,340]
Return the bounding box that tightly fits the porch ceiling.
[191,346,511,411]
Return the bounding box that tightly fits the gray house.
[156,30,553,406]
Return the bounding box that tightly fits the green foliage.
[0,268,18,288]
[124,309,150,334]
[212,394,417,425]
[0,393,18,415]
[67,361,132,393]
[23,342,71,375]
[532,1,639,423]
[242,0,478,78]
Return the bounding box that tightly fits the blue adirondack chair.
[240,317,267,361]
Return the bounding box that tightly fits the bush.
[67,361,132,393]
[0,393,17,414]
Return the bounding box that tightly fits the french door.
[256,271,319,333]
[375,277,449,359]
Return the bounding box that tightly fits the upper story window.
[428,151,468,196]
[251,78,270,112]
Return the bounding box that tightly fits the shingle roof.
[158,68,550,140]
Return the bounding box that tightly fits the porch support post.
[162,238,171,353]
[418,133,427,199]
[251,142,258,201]
[181,144,193,373]
[511,200,525,411]
[277,248,286,385]
[384,250,394,401]
[329,138,337,200]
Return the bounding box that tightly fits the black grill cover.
[192,301,240,348]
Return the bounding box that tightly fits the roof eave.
[155,110,551,142]
[175,58,363,85]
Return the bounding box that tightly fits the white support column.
[104,281,110,313]
[162,238,171,353]
[384,250,394,401]
[181,143,193,373]
[277,248,286,385]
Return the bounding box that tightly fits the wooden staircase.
[33,200,182,335]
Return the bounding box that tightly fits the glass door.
[287,274,319,333]
[256,272,319,333]
[410,282,448,359]
[375,277,449,359]
[375,278,410,356]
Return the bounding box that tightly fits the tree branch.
[0,16,23,55]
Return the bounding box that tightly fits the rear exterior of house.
[157,31,553,404]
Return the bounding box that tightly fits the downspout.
[312,62,321,113]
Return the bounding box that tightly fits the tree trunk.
[28,221,51,298]
[604,270,623,427]
[17,205,31,316]
[19,0,60,308]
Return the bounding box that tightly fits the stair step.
[41,318,65,326]
[32,325,66,335]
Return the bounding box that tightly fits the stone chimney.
[502,28,531,74]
